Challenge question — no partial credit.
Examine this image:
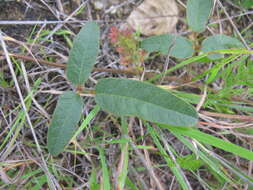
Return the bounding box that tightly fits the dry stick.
[0,20,90,25]
[200,111,253,122]
[0,50,181,80]
[40,89,95,97]
[55,0,64,14]
[4,52,66,68]
[209,10,253,25]
[196,85,207,112]
[198,121,253,129]
[0,32,59,190]
[0,50,135,73]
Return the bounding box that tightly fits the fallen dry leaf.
[126,0,179,36]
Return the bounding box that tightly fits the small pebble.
[93,1,104,10]
[109,5,117,14]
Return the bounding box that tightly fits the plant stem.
[0,50,179,80]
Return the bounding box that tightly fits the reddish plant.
[108,26,147,67]
[108,26,119,44]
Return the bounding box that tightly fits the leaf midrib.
[97,92,196,119]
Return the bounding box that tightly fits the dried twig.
[200,111,253,122]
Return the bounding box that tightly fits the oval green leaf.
[201,34,244,59]
[47,91,83,156]
[66,21,100,85]
[95,78,198,127]
[140,34,194,59]
[186,0,213,32]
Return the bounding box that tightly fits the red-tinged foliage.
[108,26,119,44]
[108,26,147,67]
